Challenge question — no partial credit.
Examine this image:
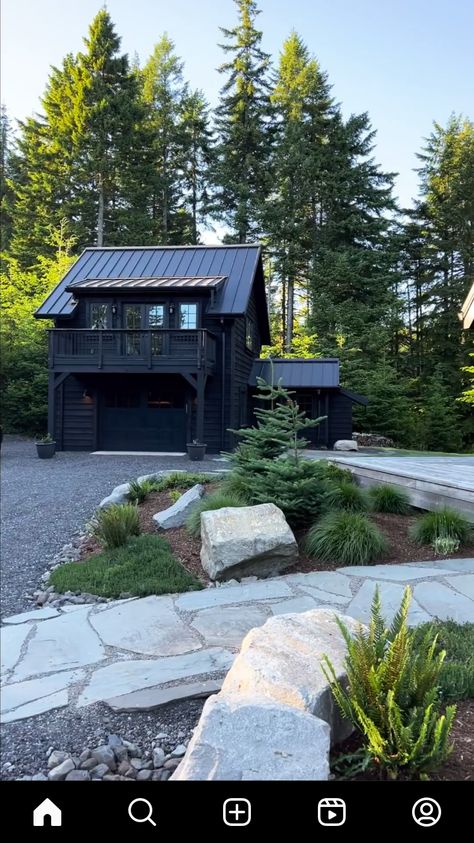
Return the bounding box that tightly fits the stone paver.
[90,596,201,656]
[1,624,31,673]
[445,574,474,600]
[105,679,222,712]
[346,581,432,626]
[11,611,106,681]
[2,559,473,723]
[3,607,61,625]
[175,579,292,610]
[1,670,84,723]
[414,581,474,623]
[191,605,269,648]
[78,648,234,707]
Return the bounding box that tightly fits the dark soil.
[332,698,474,781]
[78,496,474,583]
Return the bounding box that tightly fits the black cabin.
[35,244,366,452]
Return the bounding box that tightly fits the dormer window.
[179,303,198,330]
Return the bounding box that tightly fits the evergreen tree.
[0,106,15,252]
[265,32,335,347]
[142,34,193,243]
[180,90,214,243]
[212,0,271,242]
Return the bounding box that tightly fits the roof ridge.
[81,244,262,252]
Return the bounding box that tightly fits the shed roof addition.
[249,358,340,389]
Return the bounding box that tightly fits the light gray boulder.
[99,483,131,508]
[153,484,204,530]
[222,608,360,742]
[200,503,298,581]
[334,439,358,451]
[171,694,330,781]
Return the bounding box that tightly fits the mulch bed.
[76,493,474,584]
[331,698,474,781]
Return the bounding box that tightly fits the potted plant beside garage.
[35,432,56,459]
[186,439,207,461]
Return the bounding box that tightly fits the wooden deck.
[329,455,474,521]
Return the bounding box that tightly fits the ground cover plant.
[49,534,202,598]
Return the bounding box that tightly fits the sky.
[2,0,473,208]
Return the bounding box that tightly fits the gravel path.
[0,437,224,617]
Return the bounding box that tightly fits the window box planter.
[186,442,207,461]
[36,440,56,459]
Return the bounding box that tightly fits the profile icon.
[412,798,442,827]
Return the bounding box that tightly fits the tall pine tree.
[212,0,271,242]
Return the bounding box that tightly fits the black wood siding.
[327,391,353,447]
[55,375,95,451]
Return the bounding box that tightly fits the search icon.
[128,798,157,827]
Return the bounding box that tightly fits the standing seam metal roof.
[35,245,263,320]
[249,359,340,388]
[67,275,227,291]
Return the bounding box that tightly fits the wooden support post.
[47,372,55,437]
[196,370,206,443]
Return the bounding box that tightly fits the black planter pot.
[186,443,207,461]
[36,441,56,459]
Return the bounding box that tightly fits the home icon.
[33,798,62,827]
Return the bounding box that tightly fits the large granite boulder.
[222,608,360,741]
[334,439,358,451]
[153,484,204,530]
[200,503,298,581]
[171,694,330,781]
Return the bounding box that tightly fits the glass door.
[147,304,165,356]
[124,305,142,356]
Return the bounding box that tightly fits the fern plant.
[127,478,155,504]
[322,587,456,779]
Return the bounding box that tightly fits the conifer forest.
[1,2,473,448]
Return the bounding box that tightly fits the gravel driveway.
[0,437,223,617]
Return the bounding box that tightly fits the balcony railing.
[48,329,217,371]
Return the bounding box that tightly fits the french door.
[124,304,166,356]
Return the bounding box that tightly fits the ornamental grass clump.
[305,511,388,565]
[322,587,456,779]
[322,480,368,512]
[186,491,246,538]
[410,507,472,548]
[92,503,140,549]
[367,484,411,515]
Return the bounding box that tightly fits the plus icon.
[223,798,251,826]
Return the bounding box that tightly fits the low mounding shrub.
[323,587,456,779]
[414,620,474,703]
[152,472,218,492]
[410,507,472,547]
[322,463,357,486]
[92,503,140,549]
[432,535,460,555]
[127,478,155,504]
[186,491,246,538]
[49,534,202,598]
[367,484,411,515]
[305,511,388,565]
[322,481,368,512]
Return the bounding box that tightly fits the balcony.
[48,329,217,373]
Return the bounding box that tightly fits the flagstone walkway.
[2,559,473,725]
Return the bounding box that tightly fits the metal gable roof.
[249,358,340,389]
[35,245,265,324]
[67,275,227,291]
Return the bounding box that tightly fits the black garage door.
[99,382,187,451]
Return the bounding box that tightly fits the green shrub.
[322,481,368,512]
[306,511,388,565]
[414,620,474,702]
[127,478,155,504]
[186,491,245,538]
[323,587,456,779]
[323,463,357,485]
[230,457,328,529]
[410,507,472,546]
[49,534,202,598]
[169,489,182,504]
[432,536,460,555]
[92,503,140,549]
[367,484,411,514]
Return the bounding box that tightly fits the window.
[179,303,198,330]
[148,305,165,354]
[105,390,140,408]
[245,316,257,352]
[90,304,109,329]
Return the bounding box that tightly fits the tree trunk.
[285,277,294,352]
[97,180,104,247]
